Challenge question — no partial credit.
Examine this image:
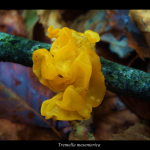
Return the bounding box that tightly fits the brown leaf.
[68,10,110,34]
[105,10,127,40]
[103,90,117,99]
[36,10,67,36]
[123,28,150,60]
[0,10,27,38]
[0,118,59,140]
[93,92,141,140]
[0,81,61,139]
[14,78,21,86]
[128,10,150,60]
[110,122,150,140]
[120,96,150,121]
[105,10,118,27]
[129,10,150,32]
[27,66,55,97]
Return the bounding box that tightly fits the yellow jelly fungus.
[32,26,106,121]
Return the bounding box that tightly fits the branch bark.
[0,32,150,102]
[0,31,51,67]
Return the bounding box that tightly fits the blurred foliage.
[93,91,141,140]
[128,10,150,60]
[0,9,150,140]
[110,122,150,140]
[0,118,59,140]
[0,10,26,37]
[22,10,39,39]
[36,10,67,36]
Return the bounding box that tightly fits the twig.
[100,56,150,102]
[0,32,51,67]
[127,55,139,67]
[0,32,150,102]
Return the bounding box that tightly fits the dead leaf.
[120,96,150,121]
[36,10,67,36]
[129,10,150,60]
[110,122,150,140]
[0,80,47,125]
[14,78,21,86]
[0,10,27,38]
[69,10,110,34]
[105,10,125,40]
[0,62,54,108]
[0,80,61,139]
[22,10,39,39]
[0,118,59,140]
[105,10,118,27]
[123,28,150,60]
[129,10,150,32]
[93,92,141,140]
[100,32,134,58]
[96,41,133,66]
[105,10,141,40]
[104,10,150,59]
[103,90,117,99]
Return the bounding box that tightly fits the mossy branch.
[100,57,150,102]
[0,32,51,67]
[0,32,150,102]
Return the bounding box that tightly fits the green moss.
[0,31,51,67]
[0,31,150,102]
[100,56,150,102]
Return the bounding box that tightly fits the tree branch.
[0,32,150,102]
[0,32,51,67]
[100,57,150,102]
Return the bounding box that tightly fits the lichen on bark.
[100,57,150,102]
[0,31,150,102]
[0,31,51,67]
